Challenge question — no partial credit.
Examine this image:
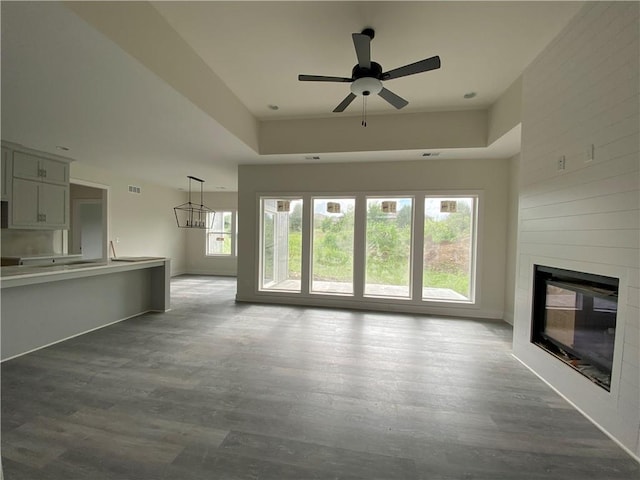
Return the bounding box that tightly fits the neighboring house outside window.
[206,211,237,256]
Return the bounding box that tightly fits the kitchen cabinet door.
[12,151,68,185]
[12,152,40,181]
[39,157,68,185]
[11,178,39,226]
[39,182,68,227]
[11,178,68,229]
[1,147,9,201]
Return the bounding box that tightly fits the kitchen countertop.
[1,253,83,266]
[0,257,168,287]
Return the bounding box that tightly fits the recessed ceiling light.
[268,104,279,111]
[56,145,70,151]
[463,92,477,99]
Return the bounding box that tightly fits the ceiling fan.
[298,28,441,113]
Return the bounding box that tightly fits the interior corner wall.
[513,2,639,458]
[237,157,510,320]
[186,191,238,276]
[488,76,522,146]
[503,153,521,325]
[70,161,188,276]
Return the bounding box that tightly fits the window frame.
[205,210,237,257]
[258,196,304,292]
[310,196,357,296]
[254,191,480,307]
[363,195,415,300]
[421,195,478,304]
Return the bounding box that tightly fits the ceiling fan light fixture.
[298,28,440,115]
[350,77,382,96]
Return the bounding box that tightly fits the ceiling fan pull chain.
[362,96,367,127]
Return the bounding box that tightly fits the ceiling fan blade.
[378,87,408,109]
[333,93,357,112]
[298,74,353,83]
[352,33,371,69]
[382,55,441,81]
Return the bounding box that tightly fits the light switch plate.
[557,155,566,171]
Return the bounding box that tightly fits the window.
[423,197,475,301]
[311,198,355,294]
[255,193,478,306]
[260,198,303,292]
[206,211,237,256]
[365,197,413,298]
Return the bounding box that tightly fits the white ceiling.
[1,1,583,191]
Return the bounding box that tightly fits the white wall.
[259,110,487,155]
[186,191,238,276]
[237,157,510,319]
[488,77,522,146]
[71,161,187,276]
[512,2,639,458]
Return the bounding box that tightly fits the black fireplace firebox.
[531,265,619,391]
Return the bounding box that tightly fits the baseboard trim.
[185,270,237,277]
[512,353,640,464]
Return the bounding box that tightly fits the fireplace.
[531,265,618,391]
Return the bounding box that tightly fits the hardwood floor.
[2,275,638,479]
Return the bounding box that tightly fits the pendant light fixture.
[173,176,215,229]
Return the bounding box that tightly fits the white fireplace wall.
[512,1,639,458]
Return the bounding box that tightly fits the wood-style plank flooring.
[2,275,638,479]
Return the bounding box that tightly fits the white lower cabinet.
[11,178,68,229]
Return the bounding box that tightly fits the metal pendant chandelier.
[173,176,215,229]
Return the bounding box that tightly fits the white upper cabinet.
[12,151,69,186]
[1,147,10,201]
[1,142,72,229]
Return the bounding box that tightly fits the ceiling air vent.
[128,185,141,194]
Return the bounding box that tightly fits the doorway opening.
[69,181,108,261]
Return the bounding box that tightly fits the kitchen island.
[1,258,170,361]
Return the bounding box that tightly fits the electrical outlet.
[557,155,566,171]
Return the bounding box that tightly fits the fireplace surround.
[531,265,619,391]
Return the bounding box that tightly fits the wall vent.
[128,185,141,194]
